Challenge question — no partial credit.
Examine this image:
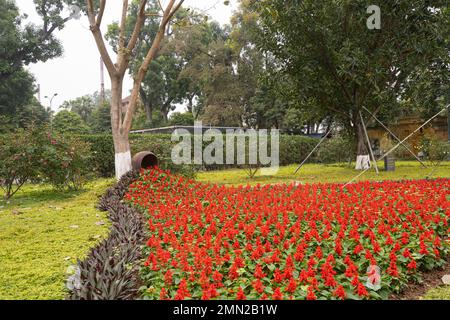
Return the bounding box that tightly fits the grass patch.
[197,161,450,186]
[0,179,113,300]
[423,285,450,300]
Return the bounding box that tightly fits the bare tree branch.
[120,0,148,74]
[96,0,106,27]
[86,0,116,76]
[157,0,164,12]
[118,0,129,52]
[122,0,184,132]
[164,0,184,25]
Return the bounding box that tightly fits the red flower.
[213,271,223,284]
[160,287,168,300]
[333,285,346,300]
[407,260,417,270]
[286,278,297,293]
[273,268,284,283]
[402,248,412,258]
[254,265,266,279]
[387,261,399,277]
[174,279,190,300]
[272,287,283,300]
[253,279,265,294]
[236,287,246,300]
[164,270,173,285]
[356,283,368,298]
[298,269,309,283]
[353,243,364,255]
[229,264,239,280]
[306,286,317,300]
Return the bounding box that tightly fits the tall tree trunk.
[144,102,153,125]
[162,110,169,123]
[111,77,132,179]
[140,88,152,125]
[354,117,370,170]
[187,95,193,113]
[86,0,185,180]
[162,100,172,123]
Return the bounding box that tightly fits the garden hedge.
[80,134,322,177]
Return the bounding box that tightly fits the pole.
[448,104,450,142]
[359,111,379,174]
[37,84,41,103]
[363,107,427,168]
[294,129,332,174]
[100,57,105,103]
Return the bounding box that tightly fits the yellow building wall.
[367,116,448,157]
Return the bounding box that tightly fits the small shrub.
[279,135,319,165]
[40,134,92,191]
[0,129,43,198]
[53,110,90,135]
[81,135,115,177]
[418,135,450,165]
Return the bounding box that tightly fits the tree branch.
[86,0,116,76]
[157,0,164,12]
[96,0,106,27]
[164,0,184,26]
[120,0,148,74]
[122,0,184,132]
[118,0,129,53]
[44,16,72,39]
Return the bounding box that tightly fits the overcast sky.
[16,0,239,111]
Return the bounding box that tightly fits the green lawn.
[0,179,113,300]
[197,161,450,186]
[423,285,450,300]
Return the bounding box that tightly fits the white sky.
[16,0,239,111]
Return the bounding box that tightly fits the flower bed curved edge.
[66,171,145,300]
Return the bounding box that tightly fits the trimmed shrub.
[78,134,320,177]
[53,110,90,135]
[279,135,320,165]
[317,136,355,164]
[82,135,115,178]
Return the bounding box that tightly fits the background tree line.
[1,0,449,166]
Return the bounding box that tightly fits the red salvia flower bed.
[125,168,450,300]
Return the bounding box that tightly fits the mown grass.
[197,161,450,186]
[0,179,113,300]
[423,285,450,300]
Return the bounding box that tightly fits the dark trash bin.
[384,154,395,171]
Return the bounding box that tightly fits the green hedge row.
[80,134,322,177]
